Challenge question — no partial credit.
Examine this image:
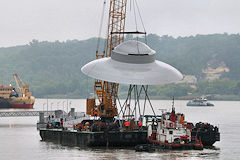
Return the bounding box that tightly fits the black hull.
[192,123,220,146]
[0,97,12,108]
[40,129,148,147]
[153,144,202,150]
[197,131,220,146]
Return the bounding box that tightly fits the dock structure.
[0,111,55,117]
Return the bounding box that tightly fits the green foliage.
[196,80,236,95]
[147,80,240,99]
[0,33,240,98]
[149,84,194,98]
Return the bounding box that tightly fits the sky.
[0,0,239,47]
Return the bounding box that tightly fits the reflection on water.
[39,145,221,160]
[0,99,239,160]
[37,134,222,160]
[8,124,14,128]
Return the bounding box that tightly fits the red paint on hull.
[11,104,34,109]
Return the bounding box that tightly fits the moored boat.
[0,74,35,109]
[187,97,214,106]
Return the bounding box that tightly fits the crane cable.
[135,0,148,44]
[90,0,106,98]
[133,0,138,33]
[132,0,140,54]
[96,0,107,53]
[133,0,148,54]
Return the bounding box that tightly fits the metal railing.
[0,111,55,117]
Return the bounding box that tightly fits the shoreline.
[39,95,240,101]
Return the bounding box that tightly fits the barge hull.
[40,129,148,147]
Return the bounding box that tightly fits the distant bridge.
[0,111,55,117]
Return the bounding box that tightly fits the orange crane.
[87,0,127,119]
[13,73,32,97]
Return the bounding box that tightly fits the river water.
[0,99,239,160]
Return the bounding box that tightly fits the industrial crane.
[86,0,127,119]
[13,73,32,97]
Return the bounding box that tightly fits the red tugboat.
[147,107,203,150]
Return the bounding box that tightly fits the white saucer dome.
[113,40,155,56]
[81,40,183,85]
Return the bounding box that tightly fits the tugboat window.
[169,131,173,134]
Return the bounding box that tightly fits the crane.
[13,73,32,97]
[86,0,127,119]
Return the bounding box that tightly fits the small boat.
[187,97,214,106]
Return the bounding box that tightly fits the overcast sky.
[0,0,239,47]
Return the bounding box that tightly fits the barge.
[39,108,220,148]
[40,129,147,147]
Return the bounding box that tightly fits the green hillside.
[144,34,240,80]
[0,34,240,98]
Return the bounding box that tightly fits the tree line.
[0,33,239,99]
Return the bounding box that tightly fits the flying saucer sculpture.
[81,40,183,85]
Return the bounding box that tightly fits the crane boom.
[14,73,25,86]
[13,73,31,97]
[13,74,23,96]
[87,0,127,118]
[105,0,127,57]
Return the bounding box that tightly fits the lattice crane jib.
[87,0,127,118]
[13,73,31,97]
